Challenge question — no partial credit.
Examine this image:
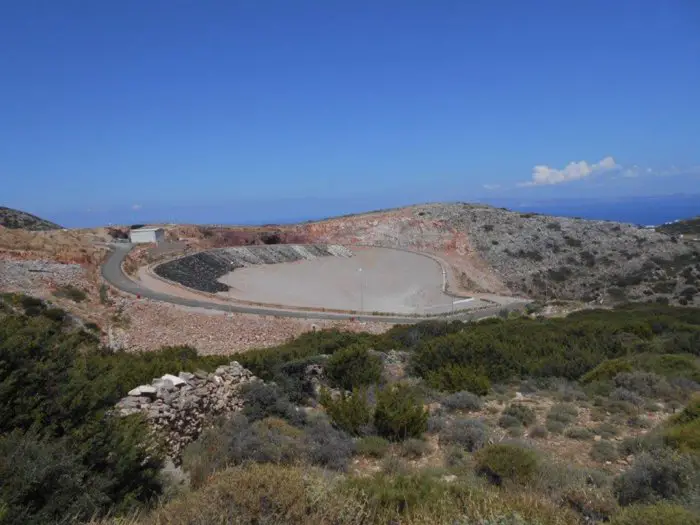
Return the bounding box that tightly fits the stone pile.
[0,259,86,294]
[115,361,257,460]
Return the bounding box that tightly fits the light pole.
[357,268,364,312]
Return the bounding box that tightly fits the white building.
[129,227,165,244]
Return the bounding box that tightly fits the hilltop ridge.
[0,206,61,231]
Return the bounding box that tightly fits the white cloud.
[131,204,143,210]
[622,165,641,178]
[520,156,619,186]
[482,183,501,190]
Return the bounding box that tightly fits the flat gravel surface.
[102,244,525,323]
[219,246,484,314]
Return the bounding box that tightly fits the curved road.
[102,244,526,324]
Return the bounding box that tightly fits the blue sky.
[1,1,699,226]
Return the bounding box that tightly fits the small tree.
[320,388,372,436]
[374,384,428,441]
[325,345,382,390]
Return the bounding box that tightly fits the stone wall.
[115,361,257,460]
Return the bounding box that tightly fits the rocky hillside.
[0,206,61,230]
[657,216,700,237]
[292,203,700,306]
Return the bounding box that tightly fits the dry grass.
[92,463,581,525]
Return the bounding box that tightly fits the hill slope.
[0,206,61,230]
[657,216,700,237]
[292,203,700,306]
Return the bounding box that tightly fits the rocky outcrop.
[115,361,257,460]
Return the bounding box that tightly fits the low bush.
[613,450,699,506]
[304,417,354,471]
[565,427,594,441]
[224,416,307,467]
[321,388,372,436]
[324,345,383,390]
[528,425,548,439]
[240,382,305,426]
[53,285,87,303]
[502,403,537,427]
[0,430,111,525]
[427,414,447,433]
[547,403,579,425]
[582,359,635,383]
[618,433,666,456]
[440,418,489,452]
[590,440,619,462]
[425,365,491,395]
[595,422,620,439]
[43,307,67,322]
[355,436,390,458]
[663,396,700,453]
[474,444,539,486]
[400,438,430,459]
[546,420,567,434]
[441,390,483,411]
[614,371,675,400]
[609,502,700,525]
[498,414,524,430]
[563,486,619,523]
[374,384,428,441]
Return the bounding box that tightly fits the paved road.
[101,244,527,324]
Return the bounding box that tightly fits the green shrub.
[356,436,390,458]
[565,427,594,441]
[591,440,620,462]
[238,329,379,380]
[613,450,699,506]
[609,502,700,525]
[374,384,428,441]
[440,418,489,452]
[324,345,382,390]
[0,430,108,525]
[425,365,491,395]
[663,396,700,453]
[502,403,536,427]
[474,444,539,486]
[0,308,166,522]
[321,388,372,436]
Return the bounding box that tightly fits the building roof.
[130,227,164,232]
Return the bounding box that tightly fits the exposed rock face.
[115,361,257,460]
